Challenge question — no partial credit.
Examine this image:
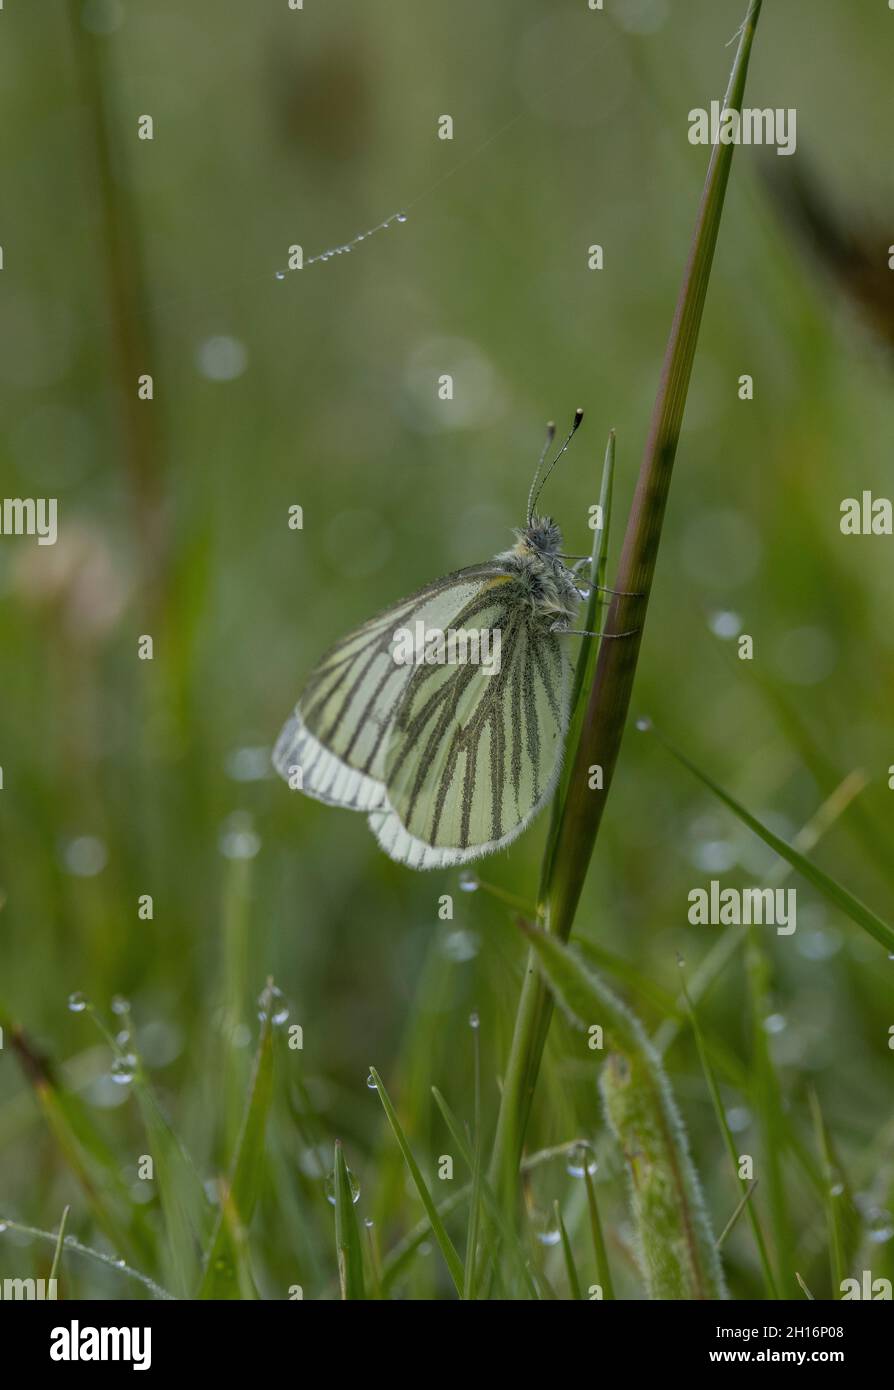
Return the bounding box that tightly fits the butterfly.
[273,411,632,869]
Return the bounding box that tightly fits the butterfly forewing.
[272,565,503,812]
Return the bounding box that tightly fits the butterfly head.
[521,516,563,556]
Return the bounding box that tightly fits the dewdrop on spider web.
[274,211,409,280]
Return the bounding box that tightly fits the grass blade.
[49,1205,71,1290]
[333,1140,367,1300]
[431,1086,537,1299]
[0,1218,175,1299]
[369,1066,464,1296]
[678,967,779,1297]
[197,982,276,1298]
[582,1156,614,1300]
[808,1088,846,1295]
[521,922,727,1300]
[648,724,894,954]
[488,0,765,1200]
[555,1200,583,1300]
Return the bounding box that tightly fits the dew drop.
[867,1208,894,1244]
[469,1011,480,1030]
[366,1072,377,1090]
[829,1181,845,1198]
[635,716,652,732]
[68,991,88,1013]
[110,1054,137,1086]
[458,870,479,893]
[0,1222,7,1234]
[566,1145,598,1178]
[257,984,289,1026]
[111,995,130,1016]
[275,270,286,281]
[325,1166,360,1206]
[536,1225,561,1248]
[396,212,408,223]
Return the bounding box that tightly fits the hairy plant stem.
[488,0,764,1206]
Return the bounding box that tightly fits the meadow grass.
[1,0,893,1303]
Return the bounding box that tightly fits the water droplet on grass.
[469,1011,480,1030]
[459,870,479,893]
[566,1146,598,1178]
[257,984,288,1026]
[110,1055,137,1085]
[325,1166,360,1205]
[68,992,88,1013]
[275,270,286,281]
[867,1209,894,1244]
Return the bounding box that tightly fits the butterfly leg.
[551,621,640,639]
[567,560,644,598]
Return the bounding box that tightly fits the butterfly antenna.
[525,420,556,528]
[527,408,584,524]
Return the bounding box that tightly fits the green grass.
[1,0,893,1302]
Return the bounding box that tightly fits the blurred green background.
[1,0,892,1299]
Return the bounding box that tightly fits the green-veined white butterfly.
[273,411,631,869]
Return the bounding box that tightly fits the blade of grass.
[678,966,779,1297]
[647,722,894,955]
[7,1023,142,1262]
[369,1066,464,1296]
[431,1086,538,1299]
[333,1140,367,1300]
[489,0,765,1202]
[463,1021,484,1300]
[0,1218,175,1299]
[378,1138,584,1295]
[716,1180,759,1251]
[808,1088,846,1296]
[582,1155,615,1300]
[555,1200,583,1300]
[522,922,727,1299]
[49,1205,71,1290]
[197,982,276,1298]
[746,938,795,1297]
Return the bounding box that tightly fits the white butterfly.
[273,412,627,869]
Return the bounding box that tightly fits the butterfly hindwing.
[369,600,569,868]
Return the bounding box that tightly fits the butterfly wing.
[272,565,507,813]
[370,605,569,869]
